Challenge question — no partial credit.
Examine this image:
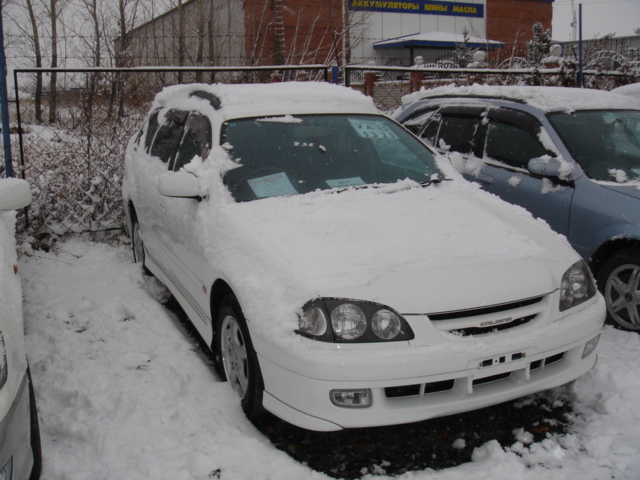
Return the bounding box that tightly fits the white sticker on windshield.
[325,177,366,188]
[248,172,297,198]
[348,119,398,139]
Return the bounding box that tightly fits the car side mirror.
[0,178,32,211]
[527,157,564,178]
[158,172,203,200]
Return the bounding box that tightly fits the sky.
[552,0,640,41]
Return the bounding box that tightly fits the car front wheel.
[215,294,265,421]
[598,248,640,331]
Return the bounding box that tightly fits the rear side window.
[402,108,438,135]
[437,115,481,154]
[149,110,188,164]
[144,111,160,152]
[172,113,212,172]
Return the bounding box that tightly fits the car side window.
[149,110,188,164]
[418,113,441,146]
[144,110,160,152]
[435,114,481,154]
[172,113,212,172]
[484,109,550,169]
[402,108,438,135]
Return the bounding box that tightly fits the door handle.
[477,174,494,185]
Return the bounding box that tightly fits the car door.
[137,110,212,327]
[478,108,575,236]
[132,108,188,275]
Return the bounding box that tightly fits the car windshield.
[221,114,441,201]
[547,109,640,183]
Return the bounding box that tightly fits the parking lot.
[19,238,640,480]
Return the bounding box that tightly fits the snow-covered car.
[0,178,41,479]
[394,85,640,331]
[123,82,605,431]
[611,82,640,102]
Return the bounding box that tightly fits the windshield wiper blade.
[420,177,450,187]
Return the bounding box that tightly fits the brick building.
[244,0,344,66]
[125,0,554,68]
[486,0,553,60]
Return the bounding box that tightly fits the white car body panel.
[0,178,38,478]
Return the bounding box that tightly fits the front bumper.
[257,299,605,431]
[0,371,35,480]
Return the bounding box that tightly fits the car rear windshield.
[221,114,441,201]
[547,109,640,182]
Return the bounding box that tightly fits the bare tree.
[46,0,58,123]
[194,0,206,81]
[25,0,43,121]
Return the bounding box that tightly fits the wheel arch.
[209,279,235,347]
[126,201,137,233]
[589,237,640,284]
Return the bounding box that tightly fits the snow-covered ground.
[19,238,640,480]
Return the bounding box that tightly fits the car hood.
[206,180,577,328]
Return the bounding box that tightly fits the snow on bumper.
[256,298,605,431]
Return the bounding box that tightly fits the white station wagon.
[123,82,605,431]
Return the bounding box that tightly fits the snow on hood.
[194,169,576,340]
[401,84,640,113]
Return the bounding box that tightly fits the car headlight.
[298,298,414,343]
[559,260,596,311]
[0,333,7,389]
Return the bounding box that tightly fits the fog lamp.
[582,334,600,359]
[330,389,372,408]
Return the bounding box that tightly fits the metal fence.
[345,64,640,112]
[10,66,330,241]
[7,64,639,240]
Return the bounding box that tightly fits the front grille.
[383,350,568,400]
[428,296,543,321]
[427,296,545,337]
[385,379,454,398]
[530,352,566,371]
[473,372,511,386]
[449,314,537,336]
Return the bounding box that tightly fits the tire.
[215,294,265,422]
[130,214,151,276]
[597,248,640,331]
[27,368,42,480]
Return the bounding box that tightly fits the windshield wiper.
[420,176,450,187]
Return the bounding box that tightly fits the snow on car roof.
[611,82,640,101]
[152,82,379,120]
[402,84,640,113]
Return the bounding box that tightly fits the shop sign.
[349,0,484,18]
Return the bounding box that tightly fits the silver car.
[395,85,640,331]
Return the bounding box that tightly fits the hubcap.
[220,314,249,398]
[605,263,640,330]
